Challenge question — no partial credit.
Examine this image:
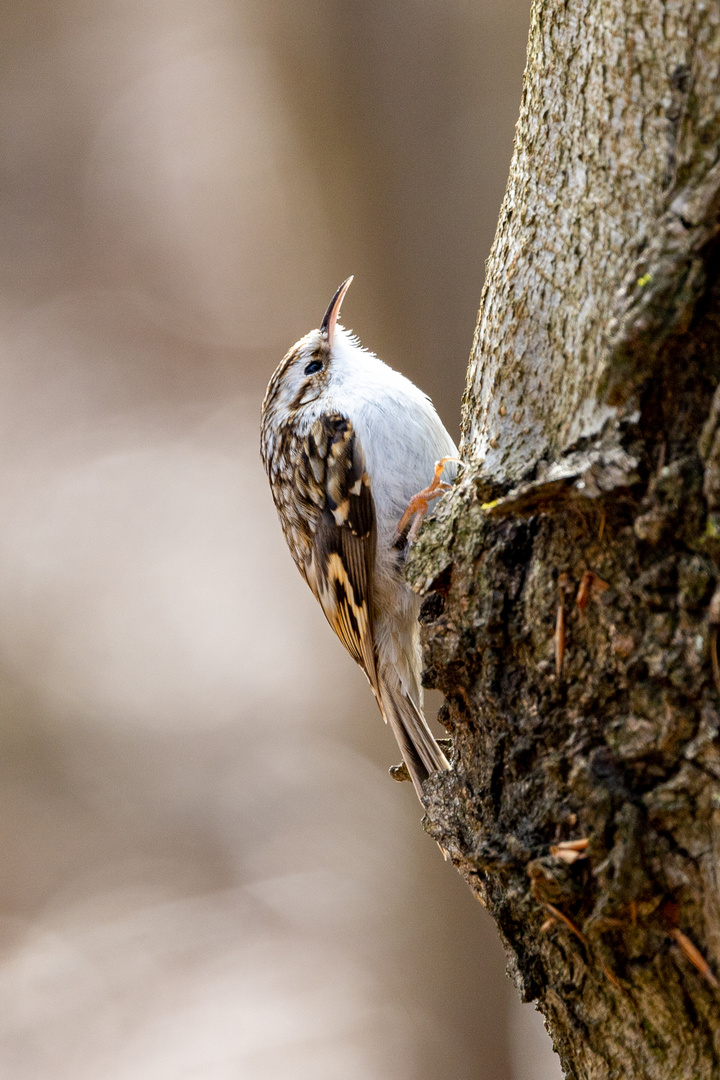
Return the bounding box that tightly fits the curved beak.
[320,276,353,348]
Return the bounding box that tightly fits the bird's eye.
[304,358,323,375]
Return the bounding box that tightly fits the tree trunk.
[408,2,720,1077]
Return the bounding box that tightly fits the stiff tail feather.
[378,682,450,800]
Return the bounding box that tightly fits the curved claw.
[395,456,461,545]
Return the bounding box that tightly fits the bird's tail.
[378,681,450,800]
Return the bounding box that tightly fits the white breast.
[327,328,457,544]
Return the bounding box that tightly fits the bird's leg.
[395,457,460,544]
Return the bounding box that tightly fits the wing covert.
[303,414,377,685]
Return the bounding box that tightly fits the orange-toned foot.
[395,456,460,544]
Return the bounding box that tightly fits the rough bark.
[408,2,720,1078]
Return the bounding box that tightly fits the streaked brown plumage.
[261,278,456,799]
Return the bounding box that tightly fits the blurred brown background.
[0,1,563,1077]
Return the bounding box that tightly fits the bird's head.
[261,277,355,448]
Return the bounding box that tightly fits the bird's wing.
[302,413,378,687]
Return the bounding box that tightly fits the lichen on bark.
[409,2,720,1077]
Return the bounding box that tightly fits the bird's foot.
[395,457,460,545]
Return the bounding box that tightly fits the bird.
[260,277,457,800]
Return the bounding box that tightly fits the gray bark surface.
[409,2,720,1077]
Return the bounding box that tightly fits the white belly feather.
[326,331,457,705]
